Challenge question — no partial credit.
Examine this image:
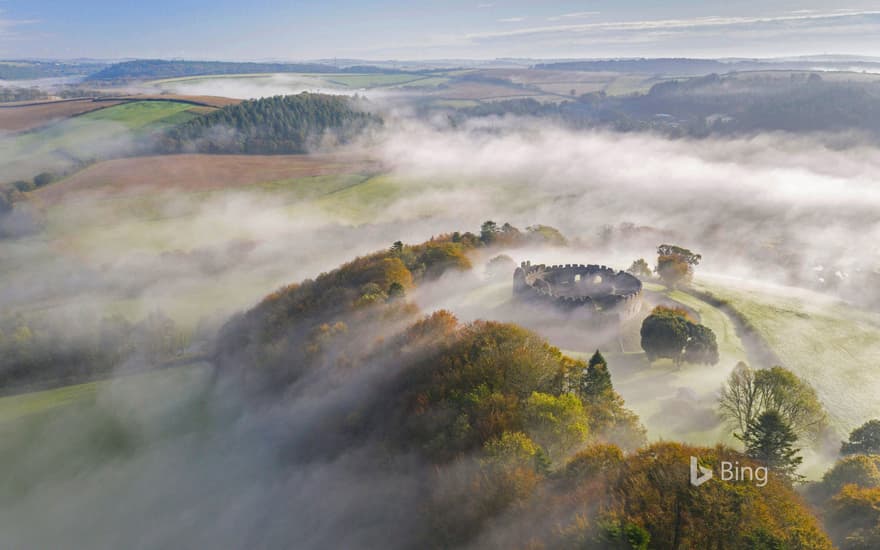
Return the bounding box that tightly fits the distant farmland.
[0,100,220,182]
[0,95,239,133]
[33,153,382,202]
[0,99,123,132]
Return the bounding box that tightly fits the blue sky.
[2,1,880,60]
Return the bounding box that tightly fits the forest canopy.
[159,93,382,154]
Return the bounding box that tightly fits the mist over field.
[8,119,880,324]
[153,74,402,101]
[377,121,880,285]
[3,52,880,547]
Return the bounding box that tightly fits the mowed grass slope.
[696,279,880,435]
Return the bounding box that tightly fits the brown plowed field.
[0,99,122,132]
[33,153,381,203]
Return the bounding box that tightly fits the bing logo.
[690,456,769,488]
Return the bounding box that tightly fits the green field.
[0,379,102,424]
[74,101,199,128]
[0,363,216,511]
[0,363,212,424]
[1,169,387,330]
[696,278,880,436]
[0,100,205,180]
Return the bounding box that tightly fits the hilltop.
[159,93,381,154]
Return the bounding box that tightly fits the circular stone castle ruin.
[513,261,643,324]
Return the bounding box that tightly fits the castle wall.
[513,261,643,324]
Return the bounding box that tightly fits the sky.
[1,1,880,60]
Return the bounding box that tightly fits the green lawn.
[695,278,880,436]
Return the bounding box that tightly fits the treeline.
[0,86,49,103]
[0,311,190,393]
[805,419,880,548]
[533,57,880,75]
[85,59,403,82]
[457,73,880,140]
[0,60,105,81]
[0,86,125,103]
[159,93,382,154]
[1,168,91,238]
[534,57,739,74]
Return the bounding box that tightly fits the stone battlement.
[513,261,643,323]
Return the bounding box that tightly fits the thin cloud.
[498,17,526,23]
[467,10,880,40]
[547,11,600,22]
[0,11,38,41]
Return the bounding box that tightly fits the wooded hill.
[459,73,880,139]
[211,226,833,549]
[159,93,382,154]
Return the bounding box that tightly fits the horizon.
[7,53,880,63]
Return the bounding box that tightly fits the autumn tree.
[826,485,880,548]
[719,363,827,442]
[522,391,589,463]
[819,455,880,497]
[655,244,701,287]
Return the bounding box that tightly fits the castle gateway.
[513,261,643,324]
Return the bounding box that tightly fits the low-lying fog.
[151,73,393,100]
[2,112,879,546]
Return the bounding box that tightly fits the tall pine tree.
[740,410,804,482]
[580,350,613,400]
